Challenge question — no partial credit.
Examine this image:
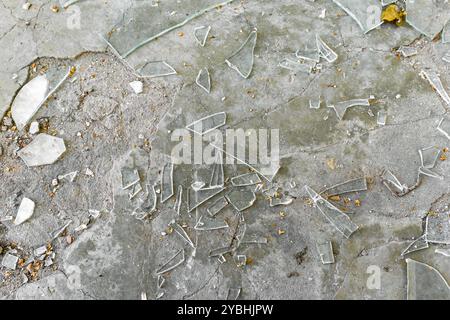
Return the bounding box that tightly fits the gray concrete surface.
[1,0,450,300]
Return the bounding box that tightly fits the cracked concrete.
[1,0,450,300]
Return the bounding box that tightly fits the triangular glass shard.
[425,211,450,244]
[317,241,335,265]
[194,215,229,231]
[406,0,450,39]
[155,249,185,275]
[58,171,78,182]
[418,167,443,180]
[437,117,450,140]
[397,46,418,58]
[121,167,140,190]
[225,187,256,212]
[209,152,224,188]
[188,187,224,212]
[321,177,367,196]
[279,58,313,74]
[207,196,228,217]
[316,35,338,63]
[225,30,257,79]
[296,45,320,63]
[138,61,177,78]
[161,163,174,203]
[406,258,450,300]
[401,235,429,257]
[129,182,143,200]
[231,172,261,187]
[18,134,66,167]
[328,98,371,120]
[169,221,196,248]
[195,68,211,93]
[304,185,359,239]
[331,0,383,33]
[381,169,407,194]
[157,275,165,289]
[194,25,211,47]
[186,112,226,135]
[421,70,450,105]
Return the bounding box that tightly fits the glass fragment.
[186,112,227,135]
[155,249,185,275]
[196,67,211,93]
[406,258,450,300]
[207,196,228,217]
[225,30,257,79]
[317,241,335,264]
[161,163,174,203]
[231,172,261,187]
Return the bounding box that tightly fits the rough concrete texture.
[1,0,450,300]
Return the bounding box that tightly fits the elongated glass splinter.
[231,172,261,187]
[421,70,450,105]
[305,185,359,239]
[169,220,196,248]
[155,249,185,275]
[161,163,174,203]
[316,35,338,63]
[321,177,367,196]
[186,112,226,135]
[207,196,228,217]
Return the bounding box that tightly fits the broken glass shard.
[316,35,338,63]
[331,0,383,33]
[121,167,140,190]
[240,235,268,245]
[381,0,396,5]
[191,181,206,191]
[305,185,359,239]
[418,167,443,180]
[227,288,241,300]
[328,99,371,120]
[194,215,229,231]
[58,171,78,182]
[309,99,321,109]
[141,184,158,213]
[401,235,429,257]
[169,220,196,248]
[377,110,387,126]
[157,275,165,289]
[207,196,228,217]
[425,212,450,244]
[161,163,174,203]
[155,249,185,275]
[186,112,227,135]
[419,146,441,169]
[406,258,450,300]
[405,0,450,39]
[235,255,247,267]
[397,46,418,58]
[317,241,335,264]
[321,177,367,196]
[269,195,294,207]
[437,117,450,140]
[381,169,407,194]
[137,61,177,78]
[194,25,211,47]
[209,153,224,188]
[50,220,72,240]
[420,70,450,105]
[435,248,450,257]
[296,45,320,63]
[209,246,232,257]
[279,58,313,74]
[129,182,143,200]
[1,253,18,270]
[195,68,211,93]
[11,75,49,131]
[226,187,256,212]
[188,187,224,212]
[225,30,257,79]
[231,172,261,187]
[14,197,35,226]
[174,186,183,215]
[18,134,66,167]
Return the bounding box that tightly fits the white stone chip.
[11,75,49,131]
[14,197,35,225]
[17,134,66,167]
[129,81,143,94]
[29,121,40,134]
